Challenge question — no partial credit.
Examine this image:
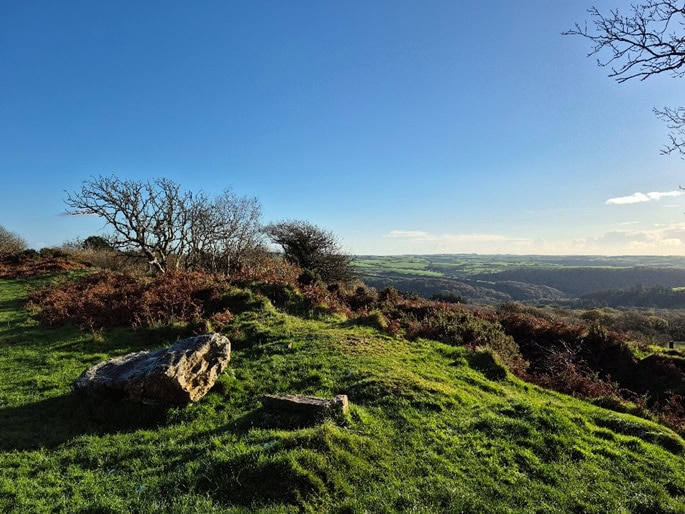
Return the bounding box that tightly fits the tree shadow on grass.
[0,393,170,452]
[229,407,325,434]
[0,297,24,320]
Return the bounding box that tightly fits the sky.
[1,0,684,255]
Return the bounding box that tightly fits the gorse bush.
[230,256,301,287]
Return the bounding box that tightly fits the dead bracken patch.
[0,254,88,279]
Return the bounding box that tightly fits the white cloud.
[384,230,429,238]
[605,190,684,205]
[592,223,685,252]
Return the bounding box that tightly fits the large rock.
[73,333,230,405]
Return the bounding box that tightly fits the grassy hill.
[2,270,685,512]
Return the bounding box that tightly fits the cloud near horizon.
[376,224,685,256]
[605,190,684,205]
[383,230,532,244]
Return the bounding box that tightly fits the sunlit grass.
[1,277,684,512]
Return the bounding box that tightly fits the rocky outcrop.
[73,333,230,405]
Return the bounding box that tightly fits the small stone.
[332,394,349,415]
[261,393,349,418]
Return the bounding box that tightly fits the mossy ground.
[1,277,685,512]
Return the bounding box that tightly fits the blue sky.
[1,1,684,255]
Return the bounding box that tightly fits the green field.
[353,256,443,277]
[2,275,685,512]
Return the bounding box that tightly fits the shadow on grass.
[0,392,171,451]
[228,407,326,435]
[0,297,24,318]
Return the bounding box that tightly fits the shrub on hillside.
[656,394,685,434]
[531,348,620,399]
[231,256,301,287]
[0,225,26,257]
[27,262,304,332]
[0,254,88,279]
[29,272,142,329]
[28,271,235,331]
[337,286,526,373]
[344,285,379,313]
[264,220,355,283]
[68,247,144,274]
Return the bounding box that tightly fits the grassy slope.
[1,277,685,513]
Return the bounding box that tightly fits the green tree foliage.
[580,284,685,309]
[82,235,114,251]
[0,225,27,256]
[264,220,354,283]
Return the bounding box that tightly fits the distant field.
[353,256,443,277]
[353,254,685,305]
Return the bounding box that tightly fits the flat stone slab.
[73,333,230,406]
[261,394,349,417]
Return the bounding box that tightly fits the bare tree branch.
[655,105,685,154]
[64,176,195,273]
[187,189,265,273]
[565,1,685,156]
[65,176,265,274]
[0,225,27,256]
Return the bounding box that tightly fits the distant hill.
[354,254,685,305]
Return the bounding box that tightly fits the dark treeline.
[474,267,685,297]
[579,285,685,309]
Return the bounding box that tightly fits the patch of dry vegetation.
[0,251,88,279]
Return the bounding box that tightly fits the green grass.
[353,256,444,277]
[1,277,685,512]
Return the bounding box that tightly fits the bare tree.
[65,176,195,273]
[565,1,685,155]
[264,220,354,283]
[0,225,27,257]
[187,189,265,273]
[65,176,265,274]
